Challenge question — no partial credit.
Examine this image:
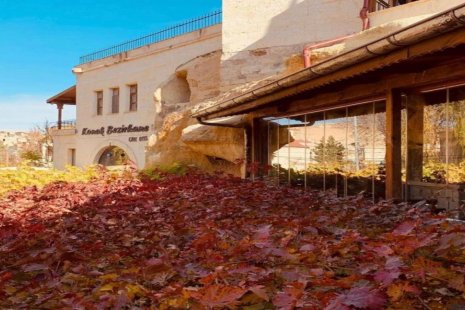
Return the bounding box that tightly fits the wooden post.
[252,118,272,179]
[57,103,64,130]
[245,123,253,179]
[386,89,403,200]
[406,93,424,183]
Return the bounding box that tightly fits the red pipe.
[361,0,371,30]
[302,0,371,68]
[303,34,356,67]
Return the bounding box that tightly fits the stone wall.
[220,0,363,91]
[146,50,247,176]
[145,0,460,176]
[71,25,221,169]
[369,0,465,28]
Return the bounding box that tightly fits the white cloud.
[0,94,76,131]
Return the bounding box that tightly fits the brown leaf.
[187,285,247,308]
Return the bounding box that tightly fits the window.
[265,100,387,202]
[96,91,103,115]
[129,85,138,111]
[111,88,119,113]
[69,148,76,166]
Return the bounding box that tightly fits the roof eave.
[192,3,465,119]
[46,85,77,105]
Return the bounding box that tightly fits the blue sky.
[0,0,221,130]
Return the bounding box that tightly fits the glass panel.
[263,101,387,202]
[305,112,326,191]
[402,86,465,211]
[401,95,407,200]
[346,103,375,199]
[447,86,465,185]
[422,89,448,184]
[96,91,103,115]
[112,88,119,114]
[374,101,387,201]
[280,118,291,186]
[324,108,348,196]
[130,85,138,111]
[267,119,280,186]
[269,118,291,186]
[287,116,307,188]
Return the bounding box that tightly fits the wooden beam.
[385,89,403,200]
[245,124,253,179]
[202,27,465,120]
[234,54,465,120]
[250,82,386,119]
[251,118,259,180]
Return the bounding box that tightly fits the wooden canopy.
[191,3,465,202]
[47,85,76,105]
[193,3,465,120]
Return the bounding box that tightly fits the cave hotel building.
[48,0,465,208]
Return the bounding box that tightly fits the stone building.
[47,15,222,170]
[48,0,465,207]
[0,131,50,166]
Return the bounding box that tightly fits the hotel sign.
[81,124,150,136]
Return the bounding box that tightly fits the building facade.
[193,0,465,209]
[48,0,465,209]
[48,14,222,169]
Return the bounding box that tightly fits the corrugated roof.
[193,3,465,119]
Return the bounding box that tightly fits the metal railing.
[79,10,222,64]
[50,120,76,130]
[374,0,391,10]
[371,0,416,11]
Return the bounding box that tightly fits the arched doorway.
[98,146,129,167]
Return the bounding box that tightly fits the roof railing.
[78,10,222,65]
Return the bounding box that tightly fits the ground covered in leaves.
[1,171,465,309]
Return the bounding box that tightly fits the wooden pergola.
[193,5,465,201]
[46,86,76,129]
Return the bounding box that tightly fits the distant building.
[0,131,50,166]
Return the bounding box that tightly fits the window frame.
[111,88,120,114]
[129,84,138,112]
[96,91,104,116]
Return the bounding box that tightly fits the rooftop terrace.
[78,10,222,65]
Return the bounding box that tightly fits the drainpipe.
[302,0,370,68]
[303,34,356,68]
[361,0,371,31]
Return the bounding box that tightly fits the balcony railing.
[79,10,222,65]
[50,120,76,130]
[370,0,417,11]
